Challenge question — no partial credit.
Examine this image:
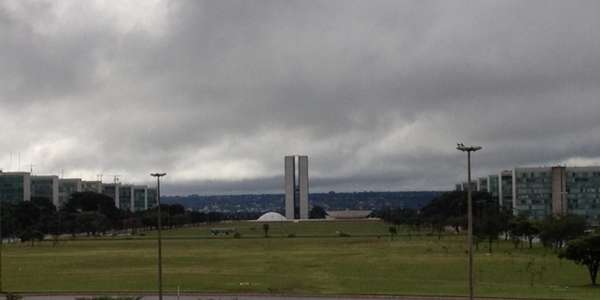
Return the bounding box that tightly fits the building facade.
[119,185,134,211]
[499,170,514,210]
[461,166,600,223]
[284,156,295,219]
[102,183,120,209]
[1,170,154,212]
[59,178,82,207]
[31,175,59,207]
[487,174,500,204]
[477,177,488,193]
[513,167,553,219]
[133,185,148,211]
[147,188,157,208]
[284,155,309,219]
[564,167,600,222]
[82,180,103,193]
[298,155,309,219]
[0,172,31,203]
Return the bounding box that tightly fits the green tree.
[539,214,586,250]
[559,235,600,285]
[309,206,327,219]
[31,197,57,234]
[65,192,121,221]
[509,215,539,249]
[14,201,43,244]
[388,226,397,240]
[421,191,495,243]
[76,211,109,236]
[474,200,503,253]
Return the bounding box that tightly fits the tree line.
[0,191,263,244]
[377,190,600,285]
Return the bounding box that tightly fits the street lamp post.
[456,143,482,300]
[0,195,3,294]
[151,173,167,300]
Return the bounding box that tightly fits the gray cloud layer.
[1,1,600,195]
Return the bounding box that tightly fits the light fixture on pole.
[151,172,167,300]
[456,143,482,300]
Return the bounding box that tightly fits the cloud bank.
[1,0,599,195]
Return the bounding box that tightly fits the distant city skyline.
[2,1,600,195]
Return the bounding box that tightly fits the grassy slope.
[4,220,599,299]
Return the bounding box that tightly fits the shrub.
[6,293,22,300]
[337,231,351,237]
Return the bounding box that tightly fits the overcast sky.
[1,1,600,195]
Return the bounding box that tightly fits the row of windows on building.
[455,166,600,223]
[0,171,157,212]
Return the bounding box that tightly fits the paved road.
[1,293,541,300]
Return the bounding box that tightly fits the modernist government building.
[0,171,157,212]
[456,166,600,223]
[285,155,309,220]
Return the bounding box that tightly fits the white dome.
[257,212,287,222]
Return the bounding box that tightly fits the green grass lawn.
[4,220,600,299]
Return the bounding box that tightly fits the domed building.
[256,212,287,222]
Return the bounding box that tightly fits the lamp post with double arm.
[151,172,167,300]
[456,143,482,300]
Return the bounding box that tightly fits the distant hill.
[163,191,442,213]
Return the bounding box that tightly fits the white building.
[284,155,309,219]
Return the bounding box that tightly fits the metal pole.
[467,151,473,300]
[457,143,480,300]
[151,172,166,300]
[157,176,163,300]
[0,198,3,294]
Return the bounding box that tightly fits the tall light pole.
[456,143,482,300]
[0,193,3,294]
[151,172,166,300]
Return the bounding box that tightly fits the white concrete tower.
[284,156,296,219]
[298,155,309,219]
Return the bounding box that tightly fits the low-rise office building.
[0,172,31,203]
[460,181,477,192]
[487,174,500,204]
[119,185,134,211]
[133,185,148,211]
[513,167,553,219]
[459,165,600,223]
[59,178,82,207]
[1,171,155,212]
[562,167,600,222]
[102,183,121,208]
[499,170,514,210]
[477,177,488,193]
[147,188,157,208]
[82,180,103,193]
[31,175,60,207]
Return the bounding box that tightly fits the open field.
[3,220,599,299]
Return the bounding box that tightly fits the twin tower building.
[284,155,309,220]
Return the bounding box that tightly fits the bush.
[337,231,351,237]
[6,293,22,300]
[287,233,296,238]
[233,232,242,239]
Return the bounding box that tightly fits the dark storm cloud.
[1,0,600,194]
